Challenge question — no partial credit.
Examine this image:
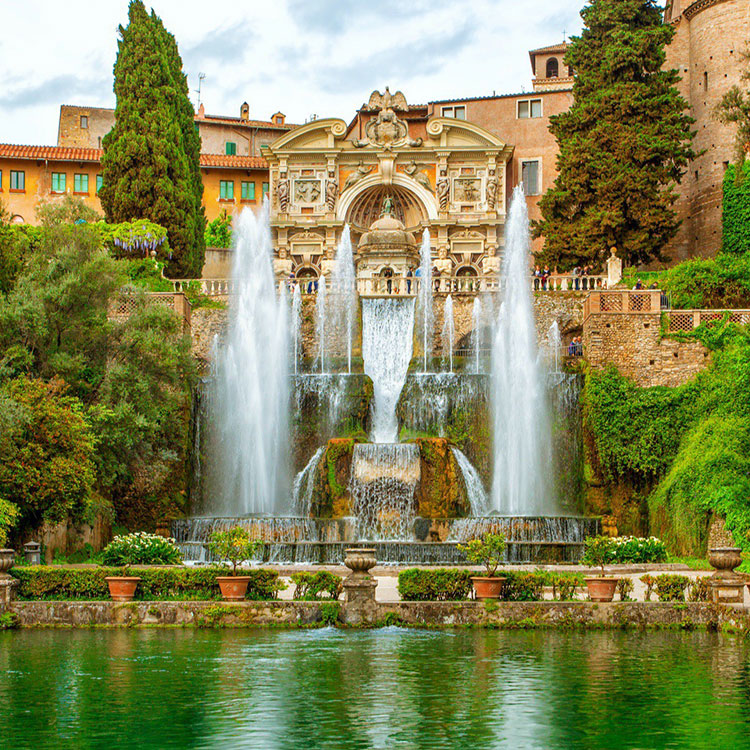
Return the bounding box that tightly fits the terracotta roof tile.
[0,143,268,169]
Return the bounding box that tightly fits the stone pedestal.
[0,576,18,608]
[708,547,746,605]
[340,547,379,626]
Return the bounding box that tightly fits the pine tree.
[99,0,205,277]
[533,0,695,269]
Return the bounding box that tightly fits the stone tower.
[664,0,750,261]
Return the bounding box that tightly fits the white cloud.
[0,0,584,143]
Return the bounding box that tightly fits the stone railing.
[109,291,191,332]
[666,309,750,333]
[583,289,664,320]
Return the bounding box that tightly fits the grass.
[667,557,711,570]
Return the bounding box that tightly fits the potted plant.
[582,535,619,602]
[207,527,263,601]
[459,533,507,600]
[105,565,142,602]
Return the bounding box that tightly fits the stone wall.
[191,307,229,364]
[583,312,709,387]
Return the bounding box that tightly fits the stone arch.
[336,173,438,226]
[546,57,559,78]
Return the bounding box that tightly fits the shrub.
[616,578,634,601]
[397,568,474,601]
[609,537,668,564]
[10,566,282,601]
[0,497,19,547]
[653,573,690,602]
[553,574,580,601]
[0,612,20,630]
[502,572,545,601]
[100,532,182,566]
[290,571,343,601]
[687,576,712,602]
[641,574,656,601]
[206,527,263,575]
[582,536,614,575]
[458,533,506,577]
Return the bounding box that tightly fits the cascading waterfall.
[361,297,415,443]
[293,446,325,516]
[315,275,328,374]
[206,203,290,516]
[417,230,433,372]
[291,283,302,375]
[442,294,454,373]
[472,296,483,374]
[452,447,488,515]
[349,443,420,540]
[491,186,555,515]
[331,225,357,373]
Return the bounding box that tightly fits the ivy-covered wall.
[723,162,750,256]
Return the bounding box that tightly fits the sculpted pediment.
[265,118,348,152]
[426,118,507,150]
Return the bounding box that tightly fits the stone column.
[0,549,18,609]
[340,547,379,626]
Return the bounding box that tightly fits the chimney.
[197,103,205,119]
[240,102,249,121]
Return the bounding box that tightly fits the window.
[275,116,284,125]
[521,160,540,195]
[241,181,255,201]
[225,141,237,156]
[10,170,25,191]
[219,180,234,200]
[262,182,269,198]
[74,174,89,194]
[96,174,103,194]
[80,115,88,129]
[51,172,66,193]
[703,71,709,90]
[546,58,559,78]
[441,105,466,119]
[517,99,543,119]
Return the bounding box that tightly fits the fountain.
[291,283,302,375]
[472,296,483,374]
[491,186,556,516]
[442,294,454,372]
[330,226,357,373]
[315,274,328,374]
[417,230,433,373]
[547,320,562,374]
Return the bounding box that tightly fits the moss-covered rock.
[310,438,356,518]
[413,438,470,518]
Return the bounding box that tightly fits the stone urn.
[708,547,742,579]
[344,548,377,577]
[0,549,15,576]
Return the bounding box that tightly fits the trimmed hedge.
[290,571,343,601]
[10,566,282,601]
[397,568,584,602]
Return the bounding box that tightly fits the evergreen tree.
[533,0,695,269]
[99,0,205,277]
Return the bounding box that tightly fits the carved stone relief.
[294,179,322,204]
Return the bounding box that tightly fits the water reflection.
[0,629,749,749]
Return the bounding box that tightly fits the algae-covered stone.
[414,438,470,518]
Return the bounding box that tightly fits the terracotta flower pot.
[585,577,618,603]
[471,576,505,600]
[105,576,141,602]
[0,549,15,575]
[217,576,251,601]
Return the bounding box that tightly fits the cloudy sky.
[0,0,585,145]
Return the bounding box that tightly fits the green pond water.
[1,628,749,749]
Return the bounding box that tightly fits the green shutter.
[220,181,234,200]
[225,142,237,155]
[51,172,66,192]
[96,175,103,194]
[241,181,255,201]
[10,171,25,191]
[74,174,89,193]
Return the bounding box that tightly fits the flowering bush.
[100,532,182,566]
[608,536,668,564]
[0,498,19,548]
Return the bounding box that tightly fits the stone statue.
[381,196,394,216]
[352,87,423,149]
[404,160,433,193]
[325,175,338,212]
[437,176,450,211]
[343,161,374,191]
[276,176,290,212]
[485,172,498,210]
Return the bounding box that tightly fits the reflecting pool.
[1,628,749,749]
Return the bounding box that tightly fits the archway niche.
[346,184,428,232]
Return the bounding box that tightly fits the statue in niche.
[403,160,433,193]
[325,174,338,212]
[436,173,450,210]
[381,196,395,217]
[343,160,374,191]
[352,87,423,149]
[276,175,290,212]
[486,170,498,210]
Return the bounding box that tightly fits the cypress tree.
[533,0,695,269]
[100,0,205,277]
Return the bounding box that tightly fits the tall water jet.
[206,203,290,515]
[291,283,302,375]
[331,225,357,373]
[315,275,328,374]
[547,320,562,374]
[417,230,433,372]
[361,298,415,443]
[472,296,483,374]
[442,294,455,372]
[491,186,555,515]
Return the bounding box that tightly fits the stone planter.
[105,576,141,603]
[708,547,742,578]
[344,548,377,577]
[584,577,618,603]
[216,576,251,601]
[0,549,14,575]
[471,576,505,600]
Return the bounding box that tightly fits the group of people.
[286,271,319,295]
[567,336,583,357]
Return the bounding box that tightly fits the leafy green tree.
[0,377,96,527]
[722,162,750,254]
[533,0,695,269]
[717,46,750,173]
[204,210,233,248]
[36,193,101,227]
[99,0,205,278]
